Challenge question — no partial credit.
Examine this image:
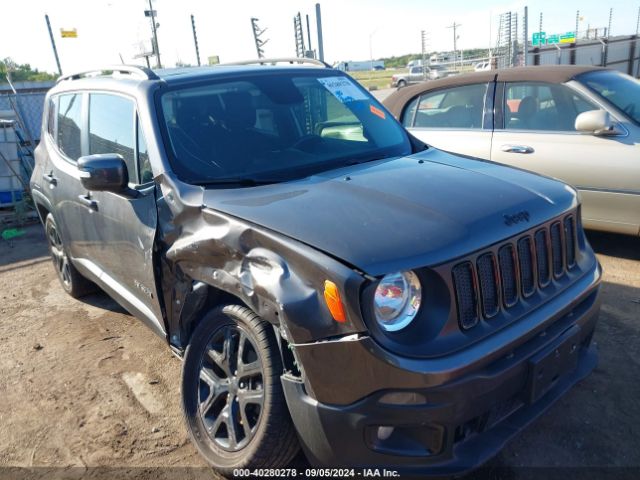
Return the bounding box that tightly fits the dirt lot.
[0,223,639,479]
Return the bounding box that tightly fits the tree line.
[1,58,57,84]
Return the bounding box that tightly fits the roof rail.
[56,65,159,84]
[222,57,331,68]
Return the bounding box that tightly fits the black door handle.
[42,172,58,186]
[77,194,98,211]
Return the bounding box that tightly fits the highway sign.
[560,32,576,44]
[532,32,546,46]
[547,34,560,44]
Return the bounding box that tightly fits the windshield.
[578,70,640,124]
[159,71,411,184]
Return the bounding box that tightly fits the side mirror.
[575,109,618,135]
[77,154,128,192]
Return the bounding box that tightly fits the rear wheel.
[45,213,96,298]
[182,305,300,475]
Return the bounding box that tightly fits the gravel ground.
[0,224,638,480]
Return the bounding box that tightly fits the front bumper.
[283,263,601,475]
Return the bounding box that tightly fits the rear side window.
[89,93,136,180]
[46,98,56,137]
[411,84,486,129]
[57,94,82,161]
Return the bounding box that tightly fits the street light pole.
[368,28,379,84]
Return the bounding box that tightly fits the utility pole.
[447,22,461,68]
[575,10,580,40]
[636,6,640,35]
[512,13,518,67]
[607,7,613,38]
[539,12,543,36]
[306,14,313,54]
[294,13,305,58]
[146,0,161,68]
[44,14,62,75]
[421,30,429,79]
[251,18,268,58]
[316,3,325,62]
[191,15,201,66]
[523,6,528,66]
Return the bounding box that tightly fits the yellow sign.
[60,29,78,38]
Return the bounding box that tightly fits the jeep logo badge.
[504,211,530,226]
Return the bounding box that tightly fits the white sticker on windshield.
[317,76,369,103]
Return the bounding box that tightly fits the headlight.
[373,271,422,332]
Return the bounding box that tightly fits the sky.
[3,0,640,74]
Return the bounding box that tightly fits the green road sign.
[560,32,576,44]
[547,34,560,44]
[532,31,546,46]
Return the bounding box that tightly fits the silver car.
[390,66,427,88]
[384,65,640,236]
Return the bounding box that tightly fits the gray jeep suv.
[31,60,601,476]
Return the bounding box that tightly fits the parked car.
[427,64,457,80]
[391,66,427,88]
[384,65,640,236]
[474,61,491,71]
[32,60,601,475]
[391,65,458,88]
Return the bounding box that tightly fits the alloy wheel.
[46,221,72,288]
[198,324,264,451]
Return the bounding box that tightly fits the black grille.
[498,245,518,307]
[550,222,564,277]
[452,214,578,329]
[477,253,499,318]
[452,263,479,329]
[564,216,576,267]
[534,229,550,287]
[517,237,535,297]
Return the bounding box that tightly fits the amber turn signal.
[323,280,346,323]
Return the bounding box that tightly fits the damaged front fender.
[155,174,368,350]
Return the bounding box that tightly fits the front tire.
[182,305,300,475]
[397,80,407,89]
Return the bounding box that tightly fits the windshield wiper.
[344,153,394,166]
[197,177,282,187]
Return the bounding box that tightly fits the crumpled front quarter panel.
[156,174,367,345]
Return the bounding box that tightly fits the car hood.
[202,149,578,276]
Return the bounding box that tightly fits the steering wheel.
[623,103,636,118]
[291,135,321,151]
